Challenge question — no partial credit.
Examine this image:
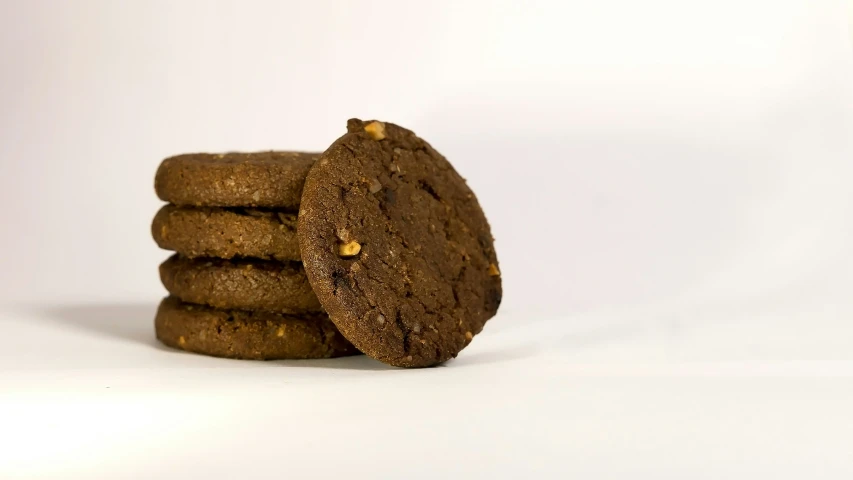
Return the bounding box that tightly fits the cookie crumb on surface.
[369,178,382,193]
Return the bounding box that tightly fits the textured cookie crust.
[160,255,322,314]
[152,205,301,261]
[298,119,501,367]
[155,296,358,360]
[155,151,317,208]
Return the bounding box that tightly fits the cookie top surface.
[298,119,501,367]
[155,151,317,208]
[159,255,321,314]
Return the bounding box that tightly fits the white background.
[1,0,852,478]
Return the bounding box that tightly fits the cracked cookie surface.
[155,296,358,360]
[298,119,502,367]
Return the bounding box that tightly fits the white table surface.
[2,300,851,479]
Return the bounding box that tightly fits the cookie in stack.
[151,152,359,360]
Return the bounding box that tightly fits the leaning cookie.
[298,119,501,368]
[154,296,359,360]
[159,255,322,314]
[155,151,317,208]
[152,205,301,261]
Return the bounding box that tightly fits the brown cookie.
[155,296,358,360]
[152,205,301,261]
[298,119,502,368]
[160,255,322,314]
[155,151,317,208]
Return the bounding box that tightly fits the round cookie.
[154,296,358,360]
[160,254,322,314]
[298,119,502,368]
[152,205,301,261]
[155,151,318,208]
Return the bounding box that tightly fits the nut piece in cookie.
[363,121,386,140]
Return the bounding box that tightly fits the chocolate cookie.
[155,296,358,360]
[298,119,501,367]
[152,205,301,261]
[160,254,321,314]
[155,151,317,208]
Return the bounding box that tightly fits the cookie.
[154,296,358,360]
[298,119,501,368]
[159,254,322,314]
[152,205,301,261]
[155,151,317,208]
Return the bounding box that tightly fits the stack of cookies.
[152,151,358,360]
[152,119,502,367]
